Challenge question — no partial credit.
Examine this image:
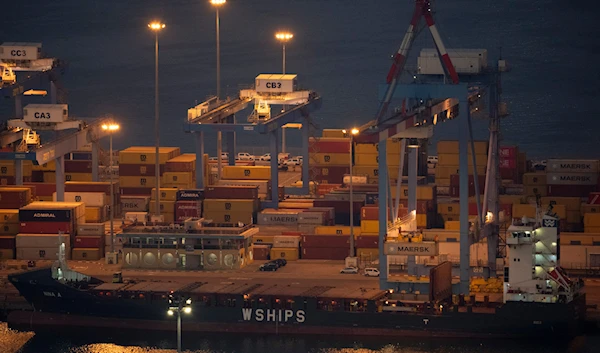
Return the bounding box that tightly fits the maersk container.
[255,74,297,94]
[273,235,301,248]
[0,42,42,61]
[546,159,599,173]
[121,196,150,212]
[298,211,327,225]
[77,223,105,236]
[23,104,68,123]
[257,210,299,226]
[546,173,598,186]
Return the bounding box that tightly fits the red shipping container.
[302,235,351,248]
[352,184,379,193]
[313,200,365,214]
[1,176,31,185]
[499,146,518,159]
[310,166,349,184]
[175,201,202,222]
[25,182,56,197]
[548,184,597,197]
[282,231,302,236]
[499,168,519,182]
[316,183,341,196]
[450,174,487,187]
[165,161,195,173]
[204,186,258,200]
[0,189,30,208]
[302,246,349,260]
[0,235,16,249]
[589,192,600,205]
[309,138,350,154]
[120,187,153,196]
[395,199,435,214]
[20,221,74,234]
[64,160,93,173]
[66,181,119,195]
[360,206,409,220]
[253,245,271,260]
[119,164,163,176]
[356,236,378,248]
[74,235,104,248]
[499,159,516,170]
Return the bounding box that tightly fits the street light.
[168,293,192,353]
[148,21,165,219]
[343,128,360,258]
[101,123,120,260]
[210,0,226,180]
[275,31,293,74]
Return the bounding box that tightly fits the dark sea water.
[2,0,600,351]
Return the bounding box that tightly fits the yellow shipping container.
[445,221,460,230]
[85,207,103,223]
[310,153,351,165]
[44,172,56,183]
[582,204,600,214]
[314,226,361,236]
[162,213,175,223]
[203,210,253,224]
[524,185,547,197]
[388,185,436,200]
[166,153,196,168]
[541,197,581,212]
[437,141,488,155]
[567,211,581,224]
[0,223,19,235]
[523,173,547,186]
[203,199,258,213]
[65,173,93,182]
[72,248,102,261]
[354,139,402,155]
[38,196,53,202]
[357,248,379,258]
[253,235,275,244]
[584,214,600,228]
[149,201,176,214]
[222,166,271,180]
[417,214,427,228]
[560,233,595,246]
[438,153,487,167]
[438,203,460,216]
[270,247,299,261]
[499,195,524,205]
[355,153,401,166]
[0,248,14,259]
[547,204,567,219]
[32,160,56,171]
[163,172,194,185]
[119,147,181,165]
[0,209,19,223]
[435,165,486,180]
[436,178,450,187]
[584,226,600,233]
[151,188,178,201]
[163,182,195,189]
[322,129,347,138]
[120,176,157,188]
[512,204,536,218]
[361,220,379,233]
[352,166,400,181]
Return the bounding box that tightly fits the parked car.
[284,156,303,166]
[272,258,287,267]
[259,262,279,271]
[259,153,271,161]
[340,267,359,274]
[237,152,255,161]
[364,268,380,277]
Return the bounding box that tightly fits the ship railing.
[122,223,254,235]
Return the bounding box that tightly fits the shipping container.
[120,176,157,188]
[0,248,14,259]
[203,210,253,225]
[302,234,352,248]
[547,184,597,197]
[0,209,19,223]
[361,206,409,221]
[354,140,402,155]
[307,207,335,221]
[438,153,487,167]
[273,235,301,248]
[65,173,93,182]
[203,199,258,213]
[310,166,350,184]
[74,235,104,248]
[52,192,106,207]
[255,74,297,94]
[257,210,299,226]
[309,137,350,154]
[72,248,102,261]
[85,207,107,223]
[499,146,518,160]
[120,187,153,196]
[547,173,598,186]
[581,204,600,214]
[301,247,349,260]
[0,42,42,60]
[65,181,118,196]
[17,247,64,261]
[205,185,259,200]
[77,223,105,236]
[163,172,194,185]
[121,196,150,212]
[540,197,581,211]
[19,201,85,222]
[150,188,178,201]
[253,244,271,260]
[148,201,176,214]
[165,154,196,172]
[384,241,438,255]
[253,235,275,244]
[356,235,379,248]
[298,211,327,225]
[16,233,71,248]
[119,164,163,177]
[270,247,299,261]
[310,153,350,165]
[222,166,271,180]
[64,160,92,174]
[437,140,488,155]
[357,248,379,259]
[216,180,271,196]
[175,201,202,222]
[523,173,547,186]
[119,147,181,165]
[546,159,599,173]
[19,221,74,234]
[0,223,19,235]
[0,235,16,249]
[23,104,68,123]
[0,188,31,208]
[176,189,204,201]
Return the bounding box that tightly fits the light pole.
[275,31,293,153]
[343,128,360,258]
[210,0,226,180]
[168,293,192,353]
[148,21,165,219]
[101,123,120,260]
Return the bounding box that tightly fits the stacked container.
[65,181,119,218]
[309,137,350,184]
[64,155,93,182]
[17,201,85,260]
[546,159,599,197]
[221,166,271,181]
[31,160,55,183]
[523,172,547,197]
[301,233,352,260]
[164,154,196,189]
[119,146,180,195]
[541,197,583,232]
[313,199,364,226]
[435,140,487,195]
[121,195,150,213]
[297,207,334,234]
[73,223,105,261]
[149,188,178,223]
[0,160,33,185]
[0,187,33,259]
[203,186,259,224]
[52,191,108,223]
[352,139,403,183]
[175,189,203,223]
[270,235,300,261]
[217,179,272,200]
[499,146,519,183]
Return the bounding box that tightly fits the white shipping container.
[298,224,316,234]
[121,196,150,212]
[23,104,68,123]
[546,159,599,173]
[255,74,297,94]
[298,211,326,225]
[77,223,105,236]
[217,179,271,195]
[343,175,369,185]
[546,173,598,186]
[308,207,335,221]
[53,192,106,207]
[418,56,482,75]
[257,210,299,226]
[0,42,42,61]
[16,234,71,249]
[17,247,64,261]
[125,212,149,222]
[273,235,301,248]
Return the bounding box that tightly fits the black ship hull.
[7,268,586,339]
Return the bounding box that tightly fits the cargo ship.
[6,209,587,339]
